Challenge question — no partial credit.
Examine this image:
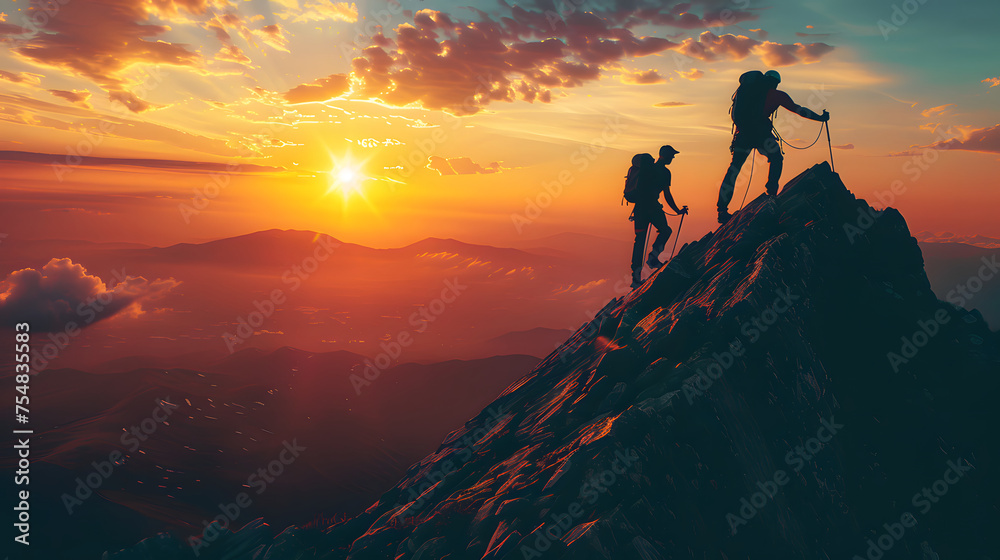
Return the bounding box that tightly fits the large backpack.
[622,153,655,204]
[730,70,770,136]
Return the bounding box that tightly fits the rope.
[738,149,756,211]
[774,121,826,150]
[642,222,653,269]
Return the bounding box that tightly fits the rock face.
[108,163,1000,559]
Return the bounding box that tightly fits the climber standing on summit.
[627,145,688,289]
[716,70,829,224]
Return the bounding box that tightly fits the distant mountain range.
[914,230,1000,249]
[0,230,630,369]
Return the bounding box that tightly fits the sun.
[326,156,370,203]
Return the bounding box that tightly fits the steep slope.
[107,163,1000,559]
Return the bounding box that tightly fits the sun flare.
[326,156,370,203]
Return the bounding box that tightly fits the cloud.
[297,3,833,115]
[283,74,350,103]
[677,68,704,80]
[285,0,358,23]
[0,258,179,332]
[255,24,290,52]
[982,77,999,88]
[0,70,40,85]
[426,156,507,175]
[216,44,251,64]
[890,124,1000,156]
[0,150,286,173]
[0,21,29,36]
[49,89,92,108]
[12,0,204,112]
[617,2,759,30]
[108,90,161,113]
[206,18,251,65]
[920,104,955,118]
[621,69,666,84]
[918,124,1000,154]
[755,40,835,67]
[654,101,693,108]
[833,143,854,150]
[673,31,833,67]
[0,93,238,157]
[674,31,757,61]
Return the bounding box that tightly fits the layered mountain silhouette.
[98,163,999,558]
[0,229,626,369]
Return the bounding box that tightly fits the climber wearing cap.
[716,69,830,224]
[630,144,688,289]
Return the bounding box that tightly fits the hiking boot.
[631,269,642,289]
[647,253,664,269]
[718,209,732,224]
[765,181,779,196]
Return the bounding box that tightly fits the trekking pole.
[668,207,687,261]
[825,120,835,172]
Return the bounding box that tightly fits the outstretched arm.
[794,105,829,121]
[777,91,829,122]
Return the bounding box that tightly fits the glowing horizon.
[0,0,997,249]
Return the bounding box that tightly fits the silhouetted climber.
[716,69,829,224]
[624,145,688,289]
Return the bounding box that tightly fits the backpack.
[622,153,655,204]
[730,70,771,136]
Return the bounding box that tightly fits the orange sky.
[1,0,998,249]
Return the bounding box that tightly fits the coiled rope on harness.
[738,119,829,210]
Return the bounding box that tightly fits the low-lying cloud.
[0,258,179,332]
